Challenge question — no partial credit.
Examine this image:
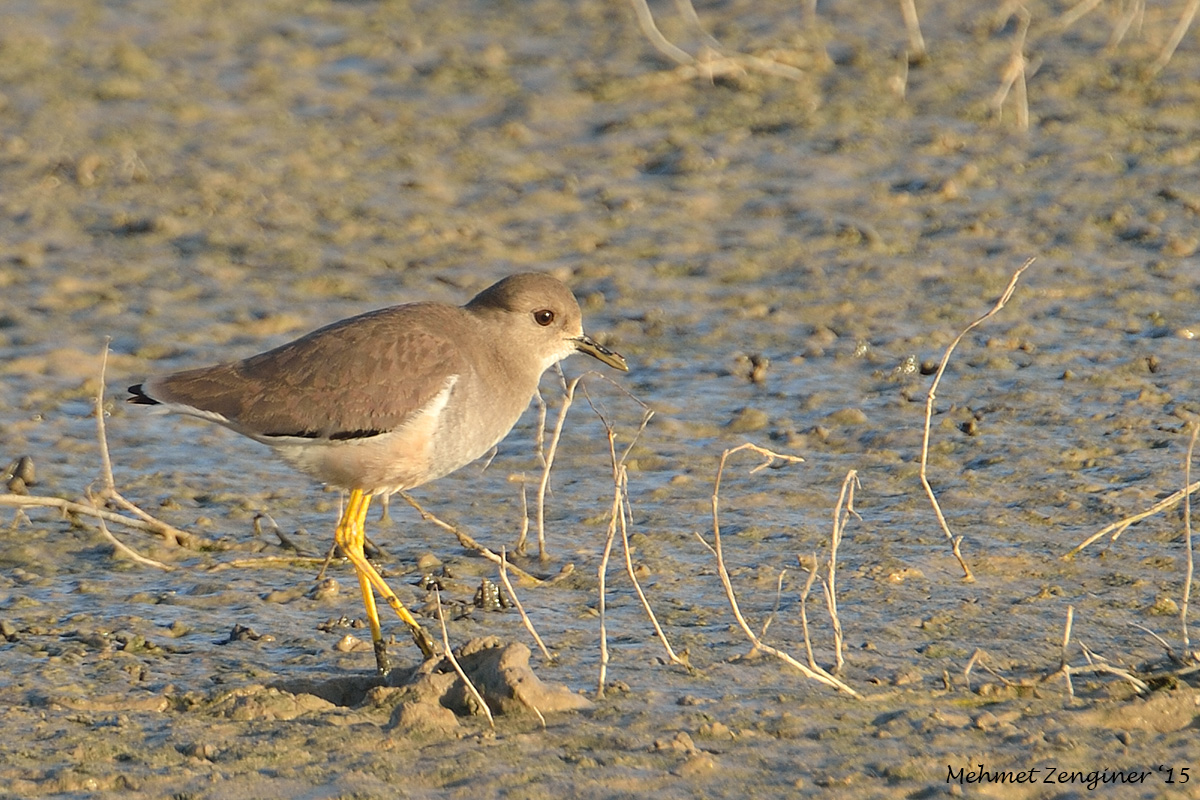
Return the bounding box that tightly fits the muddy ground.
[2,0,1200,797]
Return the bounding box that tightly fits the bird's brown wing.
[143,303,472,441]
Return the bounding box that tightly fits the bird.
[128,272,628,675]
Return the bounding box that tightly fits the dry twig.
[826,470,859,673]
[89,343,175,570]
[627,0,807,82]
[963,648,1016,692]
[1182,422,1199,657]
[898,0,927,62]
[595,448,621,697]
[434,590,494,728]
[533,372,584,559]
[499,548,554,662]
[93,342,194,549]
[1056,0,1104,30]
[1,343,198,554]
[1041,607,1151,696]
[797,556,821,671]
[1150,0,1200,75]
[699,443,857,696]
[1067,479,1200,558]
[592,402,681,695]
[393,492,544,586]
[1059,605,1076,698]
[617,460,685,667]
[1106,0,1145,51]
[919,257,1034,581]
[991,5,1032,130]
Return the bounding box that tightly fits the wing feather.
[143,303,470,442]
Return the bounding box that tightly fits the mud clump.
[263,637,590,734]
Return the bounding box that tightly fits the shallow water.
[2,0,1200,797]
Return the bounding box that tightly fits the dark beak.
[573,334,628,371]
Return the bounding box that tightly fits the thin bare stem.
[1132,621,1178,661]
[0,493,194,542]
[209,555,331,572]
[3,341,195,564]
[516,390,549,555]
[1067,479,1200,557]
[704,444,856,695]
[629,0,695,65]
[616,462,686,667]
[672,0,719,48]
[595,446,622,699]
[991,6,1031,130]
[898,0,927,62]
[434,590,494,728]
[96,341,117,493]
[515,474,530,555]
[499,547,554,663]
[1182,423,1199,657]
[86,489,174,571]
[589,401,680,667]
[965,649,1016,690]
[393,492,543,585]
[91,346,171,571]
[919,257,1034,581]
[534,390,548,469]
[964,649,982,692]
[1057,606,1076,697]
[593,401,682,692]
[537,374,583,559]
[1043,611,1156,696]
[1056,0,1103,30]
[1106,0,1145,51]
[92,343,195,549]
[627,0,806,82]
[761,569,787,640]
[1060,605,1074,668]
[1150,0,1200,75]
[798,557,820,670]
[827,470,858,673]
[1068,640,1150,694]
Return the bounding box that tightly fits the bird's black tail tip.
[127,384,160,405]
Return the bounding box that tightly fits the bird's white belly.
[267,375,529,495]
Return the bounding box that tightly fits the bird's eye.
[533,309,555,326]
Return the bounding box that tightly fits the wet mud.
[2,0,1200,797]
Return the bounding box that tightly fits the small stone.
[973,711,1000,730]
[726,407,769,433]
[1149,595,1180,616]
[824,407,869,426]
[226,624,264,642]
[473,577,509,610]
[675,754,717,776]
[748,354,769,384]
[10,456,34,485]
[334,634,368,653]
[181,742,218,761]
[415,552,442,572]
[308,578,339,601]
[75,153,103,186]
[697,721,731,739]
[654,731,697,754]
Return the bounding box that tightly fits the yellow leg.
[335,488,438,672]
[355,568,390,676]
